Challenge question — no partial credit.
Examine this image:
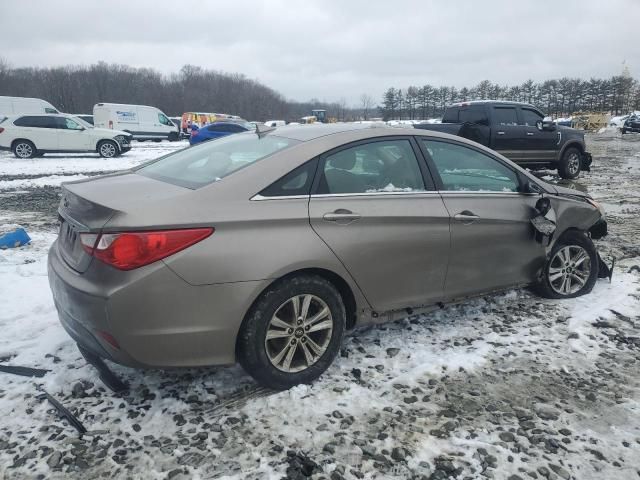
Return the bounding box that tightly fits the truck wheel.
[535,230,598,299]
[558,147,582,179]
[98,140,119,158]
[12,140,37,159]
[237,275,345,390]
[168,132,179,142]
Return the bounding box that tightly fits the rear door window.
[14,116,57,128]
[316,139,427,194]
[459,106,489,125]
[493,107,519,126]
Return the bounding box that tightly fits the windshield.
[137,133,299,188]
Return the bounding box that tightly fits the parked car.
[48,124,607,390]
[74,114,94,126]
[0,113,132,158]
[415,101,592,179]
[189,120,253,145]
[0,96,59,115]
[93,103,179,142]
[621,113,640,134]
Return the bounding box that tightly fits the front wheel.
[558,147,582,179]
[237,275,345,390]
[535,231,598,299]
[168,132,179,142]
[98,140,119,158]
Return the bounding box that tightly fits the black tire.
[168,132,179,142]
[237,275,346,390]
[621,128,627,135]
[558,147,582,179]
[535,230,598,299]
[12,140,37,159]
[97,140,119,158]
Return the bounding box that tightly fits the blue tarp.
[0,227,31,249]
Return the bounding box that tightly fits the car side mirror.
[536,120,556,132]
[522,179,544,194]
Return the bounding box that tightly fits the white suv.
[0,114,133,158]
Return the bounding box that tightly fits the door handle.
[323,209,361,223]
[526,132,534,136]
[496,131,505,135]
[454,211,480,224]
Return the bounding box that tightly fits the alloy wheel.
[15,143,33,158]
[548,245,591,295]
[100,142,117,157]
[567,153,580,175]
[265,294,334,373]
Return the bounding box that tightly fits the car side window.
[55,117,83,130]
[260,158,318,197]
[422,140,520,193]
[317,139,426,194]
[158,113,172,126]
[459,106,489,125]
[493,107,518,126]
[520,108,543,127]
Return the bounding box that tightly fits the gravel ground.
[0,135,639,480]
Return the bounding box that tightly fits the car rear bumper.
[47,239,269,368]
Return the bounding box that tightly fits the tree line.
[0,60,352,121]
[1,58,639,122]
[380,75,640,121]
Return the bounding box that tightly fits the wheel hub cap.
[265,294,333,373]
[548,245,590,295]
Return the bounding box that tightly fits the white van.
[0,96,59,115]
[263,120,287,127]
[93,103,179,141]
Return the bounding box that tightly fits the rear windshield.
[136,133,299,188]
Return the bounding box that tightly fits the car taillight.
[80,228,213,270]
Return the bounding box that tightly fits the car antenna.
[255,123,277,138]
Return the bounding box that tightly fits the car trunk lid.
[57,172,190,273]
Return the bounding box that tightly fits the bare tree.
[360,93,374,120]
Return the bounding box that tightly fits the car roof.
[449,100,537,109]
[269,123,392,141]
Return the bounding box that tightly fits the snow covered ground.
[0,136,639,479]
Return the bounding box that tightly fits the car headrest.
[328,150,356,170]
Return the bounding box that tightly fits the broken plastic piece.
[0,364,49,378]
[78,345,128,393]
[44,391,87,435]
[597,254,615,282]
[0,226,31,249]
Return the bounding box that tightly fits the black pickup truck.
[414,101,592,179]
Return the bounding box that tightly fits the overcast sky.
[0,0,638,104]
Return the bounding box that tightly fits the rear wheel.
[535,231,598,299]
[12,140,36,159]
[238,275,345,390]
[558,147,582,179]
[98,140,119,158]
